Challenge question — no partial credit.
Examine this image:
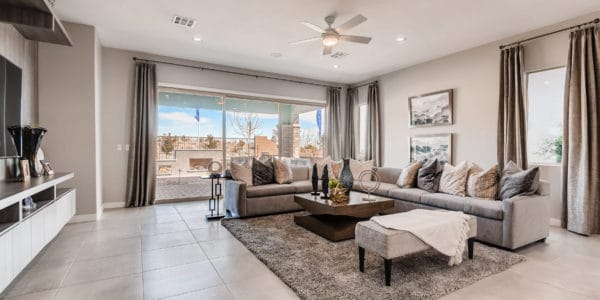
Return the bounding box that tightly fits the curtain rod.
[132,57,341,89]
[350,80,378,89]
[499,18,599,50]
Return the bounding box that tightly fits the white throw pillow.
[439,161,469,196]
[230,162,253,186]
[396,161,423,188]
[350,159,374,181]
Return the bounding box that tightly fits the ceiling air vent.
[330,52,349,59]
[171,15,196,28]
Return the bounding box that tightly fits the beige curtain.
[126,62,158,207]
[326,87,342,160]
[497,45,527,170]
[562,25,600,235]
[343,88,358,159]
[367,83,381,166]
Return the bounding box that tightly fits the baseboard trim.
[103,201,126,209]
[550,218,562,227]
[69,213,97,223]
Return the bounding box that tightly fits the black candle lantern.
[311,164,319,195]
[321,164,330,199]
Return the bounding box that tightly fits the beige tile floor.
[2,201,599,300]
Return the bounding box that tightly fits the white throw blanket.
[371,209,471,266]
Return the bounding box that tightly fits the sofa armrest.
[502,194,550,249]
[537,179,550,196]
[224,179,247,218]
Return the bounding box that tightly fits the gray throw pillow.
[417,159,442,192]
[499,161,540,199]
[252,158,275,186]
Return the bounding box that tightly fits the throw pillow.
[499,161,540,199]
[417,159,442,192]
[396,161,422,188]
[328,159,343,179]
[466,163,499,199]
[273,158,293,184]
[439,161,469,196]
[350,159,374,181]
[229,162,253,186]
[251,158,275,186]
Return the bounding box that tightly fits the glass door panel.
[279,103,324,166]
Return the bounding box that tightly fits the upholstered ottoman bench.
[355,215,477,286]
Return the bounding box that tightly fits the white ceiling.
[53,0,600,84]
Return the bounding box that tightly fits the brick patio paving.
[155,176,215,201]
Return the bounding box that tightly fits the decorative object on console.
[359,169,380,201]
[321,164,330,199]
[339,158,353,195]
[40,160,54,175]
[409,89,453,127]
[409,134,452,164]
[22,196,36,211]
[207,160,223,175]
[18,159,30,181]
[8,126,47,177]
[311,164,320,195]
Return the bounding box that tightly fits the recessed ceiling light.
[270,52,282,58]
[333,64,339,69]
[193,36,202,42]
[395,36,407,42]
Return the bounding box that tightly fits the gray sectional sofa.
[224,166,550,250]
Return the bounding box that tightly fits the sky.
[158,105,323,141]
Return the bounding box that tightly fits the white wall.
[374,12,600,222]
[39,22,102,218]
[100,47,344,206]
[0,24,38,180]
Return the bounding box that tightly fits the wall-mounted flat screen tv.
[0,54,23,158]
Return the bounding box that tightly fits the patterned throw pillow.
[396,161,422,188]
[329,159,343,179]
[230,162,253,186]
[439,161,469,196]
[499,161,540,200]
[273,158,293,184]
[417,159,442,192]
[466,164,499,199]
[350,159,374,181]
[252,158,275,186]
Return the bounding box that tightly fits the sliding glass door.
[155,88,325,202]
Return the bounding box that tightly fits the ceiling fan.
[289,14,372,55]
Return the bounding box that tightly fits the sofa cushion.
[388,188,429,203]
[417,159,442,192]
[499,161,540,200]
[420,193,465,211]
[466,163,499,199]
[439,161,469,196]
[291,166,309,181]
[273,158,293,184]
[290,180,314,194]
[353,182,397,197]
[396,161,422,188]
[463,198,503,220]
[230,162,253,186]
[350,159,374,181]
[375,167,402,184]
[246,184,296,198]
[252,158,275,186]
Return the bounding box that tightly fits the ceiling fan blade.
[339,35,372,44]
[323,46,333,55]
[335,14,367,33]
[289,37,322,45]
[300,21,325,33]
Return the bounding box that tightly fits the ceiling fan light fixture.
[322,36,339,47]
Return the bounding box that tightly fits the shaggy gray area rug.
[221,213,526,300]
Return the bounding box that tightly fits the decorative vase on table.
[8,126,47,177]
[339,158,353,195]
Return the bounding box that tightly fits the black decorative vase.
[8,126,47,177]
[339,158,353,195]
[321,165,330,199]
[311,164,320,195]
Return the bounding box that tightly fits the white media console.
[0,172,75,292]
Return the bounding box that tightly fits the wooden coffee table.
[293,192,394,242]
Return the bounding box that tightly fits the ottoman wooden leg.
[468,238,474,259]
[384,258,391,286]
[358,247,365,272]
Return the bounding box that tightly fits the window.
[527,67,566,164]
[358,104,368,161]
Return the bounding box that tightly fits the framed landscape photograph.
[408,89,453,127]
[409,134,452,164]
